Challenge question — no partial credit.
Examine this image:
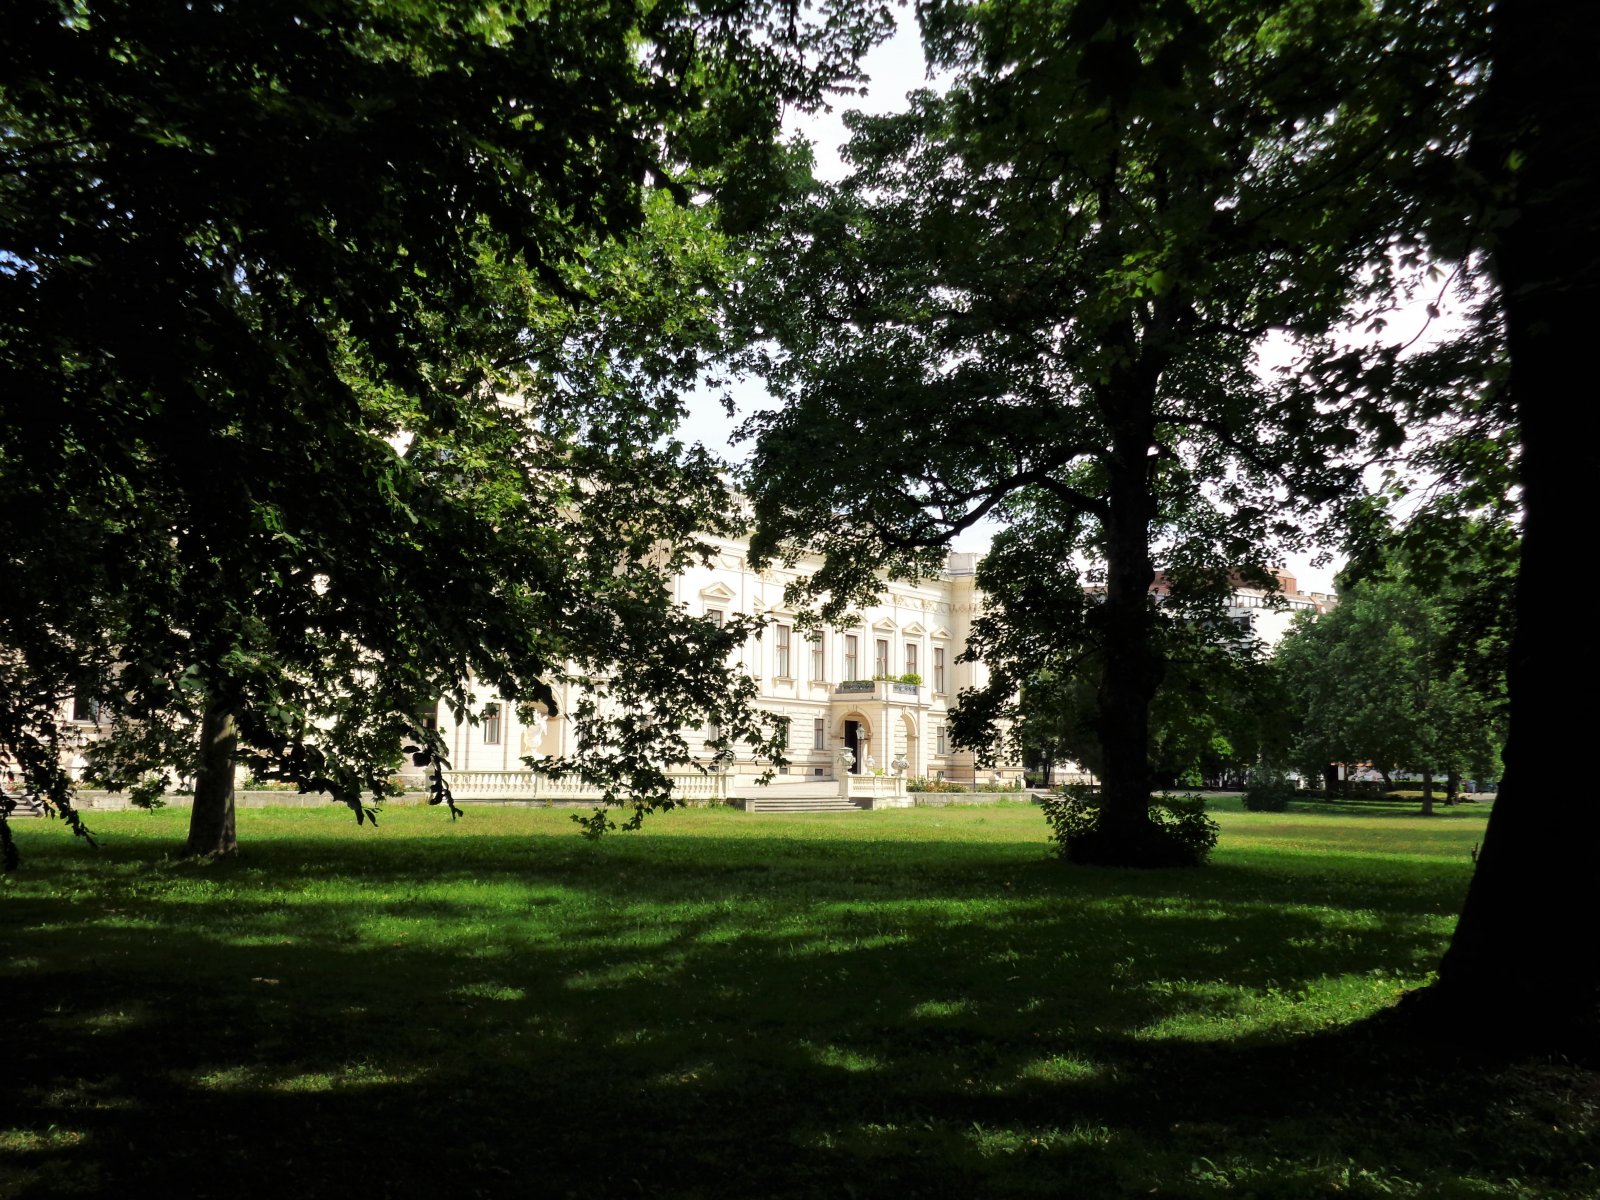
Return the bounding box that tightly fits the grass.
[1,800,1593,1198]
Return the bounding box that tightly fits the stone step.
[731,781,841,801]
[1,793,47,819]
[745,795,865,813]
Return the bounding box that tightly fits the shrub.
[1242,769,1295,812]
[128,774,168,812]
[906,776,966,793]
[1038,785,1219,868]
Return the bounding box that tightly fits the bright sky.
[677,12,1455,596]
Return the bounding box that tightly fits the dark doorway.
[844,721,862,773]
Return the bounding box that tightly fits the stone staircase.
[0,792,46,819]
[736,779,865,814]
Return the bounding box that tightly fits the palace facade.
[434,540,1025,794]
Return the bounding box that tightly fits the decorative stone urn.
[835,746,856,798]
[890,753,911,798]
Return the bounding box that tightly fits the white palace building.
[433,539,1024,808]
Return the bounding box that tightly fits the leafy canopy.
[0,0,891,860]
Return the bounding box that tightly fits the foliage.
[1242,769,1296,814]
[738,0,1482,865]
[1039,786,1218,868]
[1273,521,1510,813]
[995,615,1275,791]
[906,776,967,793]
[0,0,889,861]
[125,775,168,813]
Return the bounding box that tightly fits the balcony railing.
[833,680,922,700]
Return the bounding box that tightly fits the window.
[936,725,948,755]
[813,718,825,750]
[482,702,502,745]
[776,717,790,748]
[775,623,792,678]
[809,633,824,681]
[705,607,724,626]
[934,646,946,693]
[71,697,103,724]
[904,642,918,678]
[844,635,859,680]
[875,638,889,678]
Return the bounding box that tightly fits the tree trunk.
[1322,763,1340,796]
[1378,767,1393,790]
[1446,769,1460,806]
[185,696,240,858]
[1086,419,1164,865]
[1407,3,1599,1041]
[1420,769,1435,817]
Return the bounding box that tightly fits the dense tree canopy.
[1273,522,1513,811]
[739,0,1482,864]
[0,0,889,862]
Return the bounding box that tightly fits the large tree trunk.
[1420,769,1435,817]
[185,696,240,857]
[1446,769,1460,806]
[1086,422,1163,865]
[1408,3,1598,1040]
[1322,763,1340,796]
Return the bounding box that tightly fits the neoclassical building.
[435,541,1024,797]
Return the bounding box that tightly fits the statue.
[834,746,855,775]
[520,708,551,759]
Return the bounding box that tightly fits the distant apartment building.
[1151,568,1336,651]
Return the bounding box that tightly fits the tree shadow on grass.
[1,828,1589,1198]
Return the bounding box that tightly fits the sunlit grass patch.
[1017,1053,1104,1084]
[802,1040,886,1074]
[0,1127,86,1153]
[909,998,975,1019]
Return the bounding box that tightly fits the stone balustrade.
[443,768,730,803]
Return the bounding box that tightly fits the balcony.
[832,679,922,702]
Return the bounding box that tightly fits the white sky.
[676,13,1473,596]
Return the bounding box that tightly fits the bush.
[1039,786,1219,868]
[128,775,168,812]
[1242,769,1295,812]
[906,776,967,793]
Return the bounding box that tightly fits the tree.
[1403,2,1600,1037]
[1273,541,1508,814]
[0,0,889,863]
[960,510,1275,795]
[739,0,1478,864]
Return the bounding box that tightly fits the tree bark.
[1408,2,1599,1040]
[1322,763,1340,796]
[1446,770,1460,806]
[185,695,240,857]
[1420,769,1435,817]
[1088,417,1163,864]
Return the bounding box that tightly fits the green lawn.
[1,800,1593,1198]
